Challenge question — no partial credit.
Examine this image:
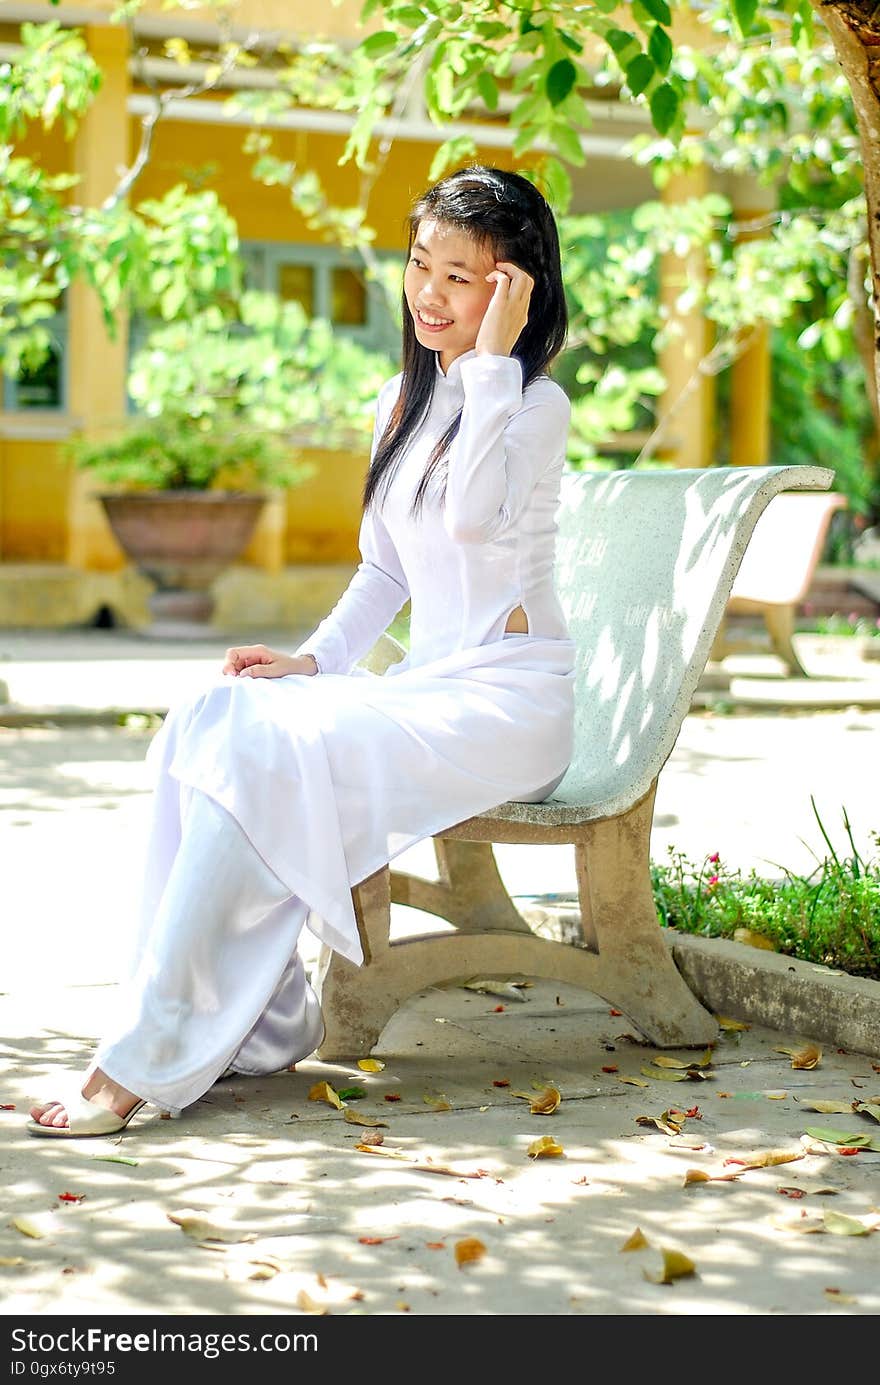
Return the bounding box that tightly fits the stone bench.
[314,464,834,1057]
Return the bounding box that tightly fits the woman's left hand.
[474,260,534,358]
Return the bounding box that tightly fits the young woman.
[27,164,576,1137]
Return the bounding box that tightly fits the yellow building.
[0,0,770,630]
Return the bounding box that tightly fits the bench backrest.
[551,464,834,818]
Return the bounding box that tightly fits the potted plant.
[70,293,395,637]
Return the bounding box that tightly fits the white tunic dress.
[91,348,577,1113]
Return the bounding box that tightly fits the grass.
[652,799,880,981]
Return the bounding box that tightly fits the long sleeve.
[293,378,409,675]
[443,353,571,545]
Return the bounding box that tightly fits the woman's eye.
[450,275,467,284]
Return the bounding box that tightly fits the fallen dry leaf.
[643,1248,697,1284]
[801,1100,852,1115]
[354,1145,488,1178]
[777,1186,807,1199]
[528,1086,561,1115]
[636,1109,686,1137]
[167,1211,257,1245]
[423,1094,452,1112]
[684,1149,803,1185]
[425,1242,446,1250]
[823,1210,877,1237]
[527,1135,564,1159]
[620,1227,650,1252]
[358,1235,399,1246]
[10,1217,47,1240]
[492,1079,510,1088]
[0,1256,25,1267]
[853,1101,880,1124]
[57,1193,86,1205]
[384,1093,402,1103]
[617,1075,650,1088]
[454,1237,487,1268]
[357,1059,385,1073]
[716,1016,750,1032]
[824,1288,859,1304]
[775,1044,822,1070]
[296,1290,329,1315]
[308,1081,343,1110]
[733,928,776,951]
[342,1108,388,1128]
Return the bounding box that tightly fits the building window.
[331,266,367,327]
[2,306,68,412]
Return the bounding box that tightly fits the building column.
[728,173,776,467]
[657,162,716,469]
[66,23,130,571]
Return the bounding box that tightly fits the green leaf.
[550,122,586,167]
[648,25,673,74]
[360,32,399,58]
[625,54,655,98]
[638,0,672,24]
[337,1086,367,1101]
[605,28,639,59]
[476,70,499,111]
[558,31,584,55]
[395,6,429,27]
[804,1127,871,1147]
[732,0,759,36]
[546,58,577,108]
[649,82,679,137]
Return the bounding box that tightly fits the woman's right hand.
[222,645,318,679]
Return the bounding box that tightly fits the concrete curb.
[0,703,166,728]
[520,901,880,1059]
[668,932,880,1060]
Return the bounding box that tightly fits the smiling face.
[403,218,500,374]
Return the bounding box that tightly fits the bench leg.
[575,787,718,1047]
[391,840,531,933]
[763,604,808,678]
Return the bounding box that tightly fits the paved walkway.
[1,627,879,1317]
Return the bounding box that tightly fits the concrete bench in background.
[710,490,847,678]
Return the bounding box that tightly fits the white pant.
[90,784,324,1114]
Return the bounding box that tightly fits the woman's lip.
[415,309,452,331]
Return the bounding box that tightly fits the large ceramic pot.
[100,491,267,638]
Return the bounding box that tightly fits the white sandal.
[26,1092,148,1140]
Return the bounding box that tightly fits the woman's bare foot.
[28,1068,143,1130]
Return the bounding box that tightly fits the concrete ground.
[1,626,879,1316]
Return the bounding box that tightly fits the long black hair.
[363,165,568,517]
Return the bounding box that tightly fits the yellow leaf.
[357,1059,385,1073]
[167,1211,257,1245]
[739,1149,803,1170]
[643,1248,697,1284]
[343,1109,388,1128]
[308,1081,344,1109]
[683,1168,714,1185]
[641,1066,688,1082]
[10,1217,46,1240]
[529,1086,561,1115]
[823,1210,874,1237]
[0,1256,25,1267]
[296,1289,330,1315]
[617,1075,650,1087]
[716,1015,750,1031]
[733,928,776,951]
[636,1109,685,1136]
[774,1044,822,1070]
[454,1237,487,1267]
[801,1100,852,1115]
[620,1227,650,1252]
[651,1056,689,1069]
[423,1094,452,1112]
[527,1135,565,1159]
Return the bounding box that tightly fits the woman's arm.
[443,354,571,546]
[292,502,409,675]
